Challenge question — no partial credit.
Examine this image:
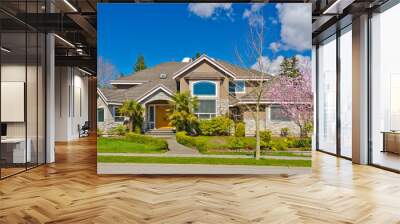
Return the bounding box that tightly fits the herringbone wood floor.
[1,137,400,224]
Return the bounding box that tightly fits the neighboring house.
[97,55,301,136]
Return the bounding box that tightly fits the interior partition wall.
[0,1,46,179]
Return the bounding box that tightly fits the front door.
[155,105,171,129]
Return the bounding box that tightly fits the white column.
[46,33,55,163]
[352,14,369,164]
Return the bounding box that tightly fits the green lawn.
[97,155,311,167]
[97,137,167,153]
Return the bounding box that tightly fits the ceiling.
[0,0,391,74]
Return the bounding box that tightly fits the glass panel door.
[1,31,28,178]
[340,26,352,158]
[370,4,400,171]
[317,35,337,154]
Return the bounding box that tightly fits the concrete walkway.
[165,137,200,155]
[97,152,311,160]
[98,163,310,175]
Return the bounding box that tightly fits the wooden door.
[155,105,171,129]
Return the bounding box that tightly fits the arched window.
[192,81,216,96]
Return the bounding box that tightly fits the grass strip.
[98,156,311,167]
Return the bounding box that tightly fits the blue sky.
[98,3,311,76]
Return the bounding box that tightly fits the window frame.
[113,106,125,122]
[191,80,218,98]
[269,105,291,122]
[147,105,155,129]
[232,80,246,93]
[97,108,105,122]
[195,99,217,120]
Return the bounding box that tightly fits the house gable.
[136,84,174,104]
[97,88,108,105]
[183,61,227,80]
[173,55,236,80]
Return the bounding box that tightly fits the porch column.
[142,103,147,132]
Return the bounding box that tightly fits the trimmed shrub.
[289,138,312,149]
[176,131,207,153]
[134,126,142,134]
[301,122,313,137]
[234,122,245,137]
[199,116,233,136]
[112,124,128,136]
[97,128,104,137]
[176,131,196,148]
[280,127,290,137]
[125,132,167,149]
[228,138,245,150]
[268,138,288,151]
[259,130,272,144]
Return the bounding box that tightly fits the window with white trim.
[270,105,291,121]
[192,81,217,96]
[97,108,104,122]
[229,81,245,93]
[113,106,124,122]
[147,105,155,129]
[195,100,216,119]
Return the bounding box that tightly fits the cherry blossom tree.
[268,67,313,137]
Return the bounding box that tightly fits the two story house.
[97,54,300,136]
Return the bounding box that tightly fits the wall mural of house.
[97,54,300,136]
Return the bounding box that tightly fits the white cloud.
[251,55,284,76]
[295,54,311,72]
[269,42,281,53]
[188,3,233,19]
[251,54,311,76]
[242,3,265,27]
[276,4,311,52]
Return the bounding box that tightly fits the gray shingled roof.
[100,58,271,104]
[217,60,267,78]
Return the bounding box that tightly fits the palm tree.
[119,100,144,133]
[168,92,199,134]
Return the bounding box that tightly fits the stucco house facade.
[97,55,300,136]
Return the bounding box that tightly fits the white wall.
[55,67,89,141]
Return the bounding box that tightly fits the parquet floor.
[1,136,400,223]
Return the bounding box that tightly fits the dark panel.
[55,56,96,72]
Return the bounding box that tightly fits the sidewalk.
[165,138,200,155]
[98,163,311,175]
